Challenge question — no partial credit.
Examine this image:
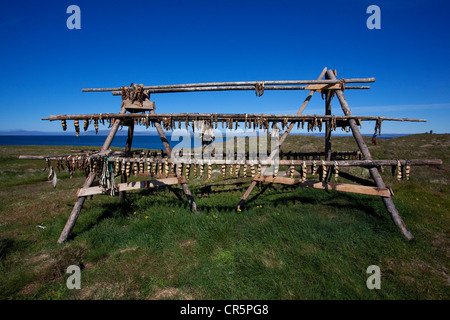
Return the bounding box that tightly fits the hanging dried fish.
[121,158,126,174]
[115,159,120,174]
[321,160,326,182]
[185,163,190,180]
[177,163,182,177]
[158,159,163,176]
[243,164,248,178]
[193,162,198,178]
[396,160,402,181]
[311,160,318,176]
[82,119,88,131]
[146,158,151,174]
[257,164,261,176]
[140,158,144,174]
[405,162,410,180]
[94,119,99,134]
[199,163,204,177]
[334,161,339,181]
[289,162,294,178]
[61,120,67,131]
[250,164,255,178]
[207,163,212,179]
[235,164,240,178]
[126,161,131,177]
[298,161,305,182]
[164,157,169,177]
[74,120,80,136]
[221,164,226,178]
[229,164,234,176]
[133,161,138,175]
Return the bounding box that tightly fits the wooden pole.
[43,113,426,123]
[82,77,376,92]
[119,122,134,202]
[89,157,442,167]
[326,69,414,240]
[324,72,333,182]
[236,67,328,210]
[149,109,198,212]
[57,104,127,243]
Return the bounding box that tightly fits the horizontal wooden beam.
[42,113,427,123]
[253,176,391,197]
[99,157,443,167]
[76,177,187,197]
[82,77,376,93]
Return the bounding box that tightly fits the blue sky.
[0,0,449,134]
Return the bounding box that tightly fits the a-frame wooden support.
[236,67,414,240]
[57,100,197,243]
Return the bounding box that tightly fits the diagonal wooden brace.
[57,104,128,243]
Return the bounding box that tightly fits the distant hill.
[0,129,164,136]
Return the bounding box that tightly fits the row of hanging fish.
[61,119,106,136]
[58,116,381,136]
[44,153,412,193]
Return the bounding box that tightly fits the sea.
[0,133,410,150]
[0,135,194,150]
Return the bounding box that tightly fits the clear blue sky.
[0,0,449,134]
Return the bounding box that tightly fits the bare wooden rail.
[82,77,376,93]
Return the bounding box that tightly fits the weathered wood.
[82,77,376,93]
[102,157,443,167]
[110,85,370,95]
[326,69,414,240]
[253,176,391,197]
[119,122,134,202]
[57,105,127,244]
[42,113,426,123]
[77,177,187,197]
[324,72,333,182]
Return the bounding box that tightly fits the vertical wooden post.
[326,69,413,240]
[119,122,134,202]
[236,67,328,210]
[149,109,198,211]
[57,105,127,243]
[324,72,333,182]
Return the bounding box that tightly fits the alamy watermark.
[366,265,381,289]
[67,5,81,30]
[366,5,381,30]
[66,265,81,289]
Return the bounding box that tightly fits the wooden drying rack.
[28,67,443,243]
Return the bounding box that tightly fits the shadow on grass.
[243,183,385,221]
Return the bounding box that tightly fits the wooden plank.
[305,84,341,91]
[253,176,391,197]
[77,177,187,197]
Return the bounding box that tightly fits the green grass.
[0,135,449,300]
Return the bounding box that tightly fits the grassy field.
[0,133,449,300]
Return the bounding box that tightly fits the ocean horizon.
[0,133,413,150]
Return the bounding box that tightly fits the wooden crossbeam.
[42,113,426,123]
[76,177,187,197]
[253,176,391,197]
